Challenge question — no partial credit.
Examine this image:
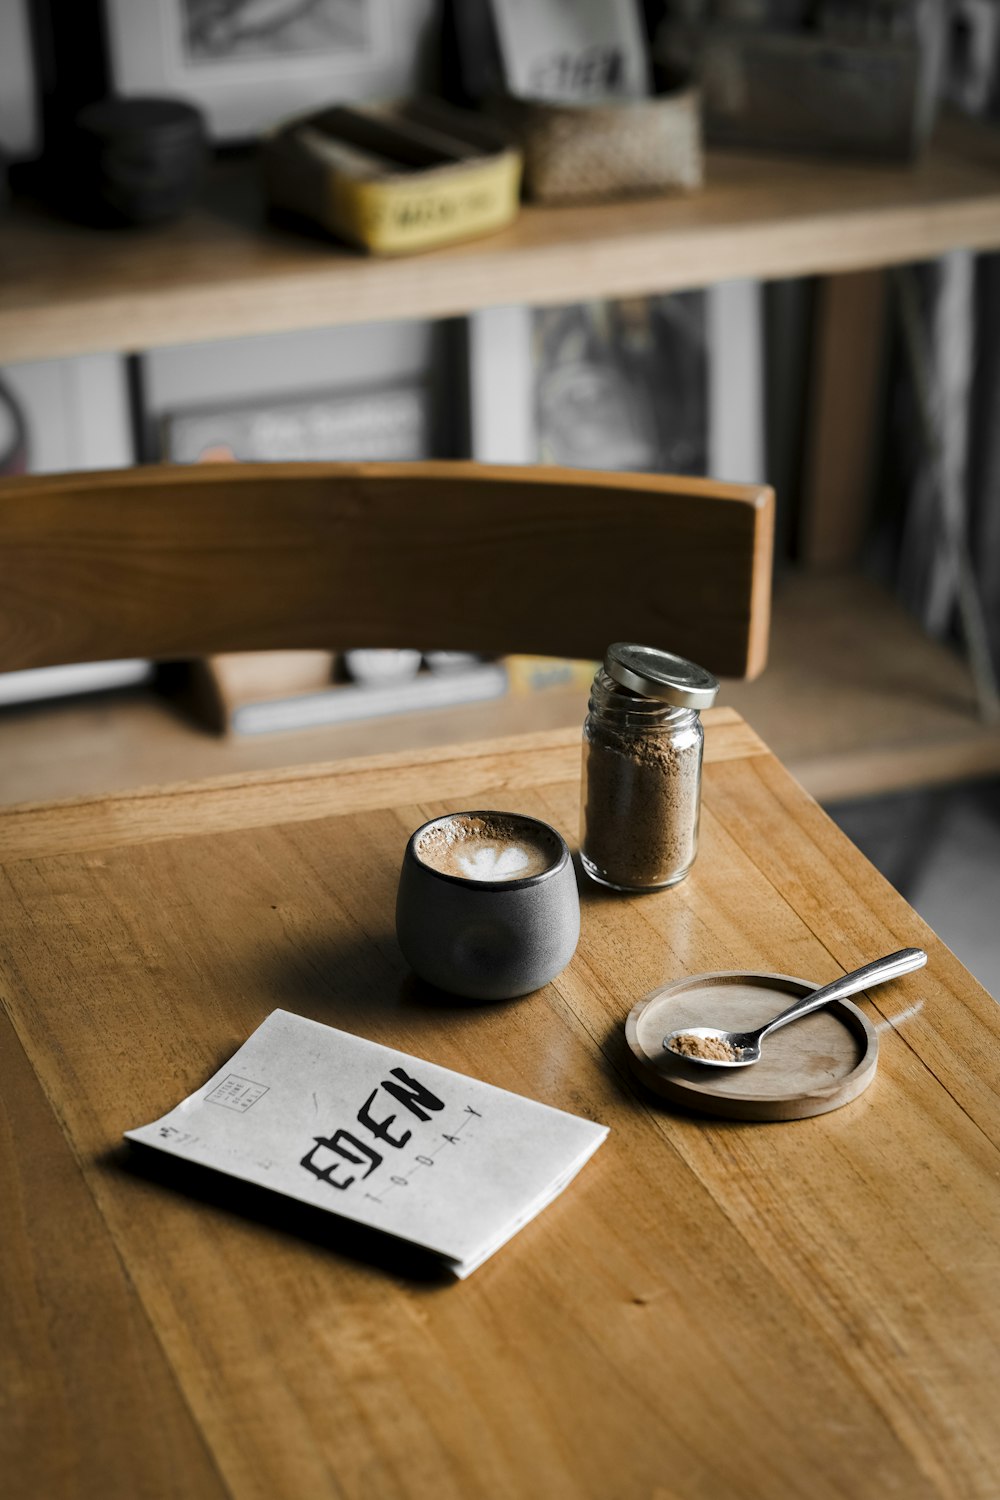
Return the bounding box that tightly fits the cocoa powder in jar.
[581,715,702,889]
[579,657,711,892]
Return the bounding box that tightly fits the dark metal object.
[605,642,719,710]
[659,18,940,159]
[68,96,208,227]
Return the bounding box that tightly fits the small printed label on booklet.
[125,1010,609,1276]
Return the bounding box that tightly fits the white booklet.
[125,1010,609,1278]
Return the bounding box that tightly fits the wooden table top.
[3,708,999,1500]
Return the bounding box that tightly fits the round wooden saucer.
[625,970,878,1121]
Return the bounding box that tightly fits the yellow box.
[263,98,522,256]
[504,656,598,696]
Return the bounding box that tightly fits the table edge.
[0,710,767,864]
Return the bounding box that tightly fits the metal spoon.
[663,948,928,1068]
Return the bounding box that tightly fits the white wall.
[0,353,143,702]
[2,355,133,471]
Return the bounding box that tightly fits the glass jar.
[580,644,719,892]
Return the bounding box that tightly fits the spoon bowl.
[664,1025,764,1067]
[664,948,927,1068]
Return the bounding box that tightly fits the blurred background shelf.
[1,0,996,989]
[724,573,1000,802]
[4,116,1000,363]
[2,570,998,807]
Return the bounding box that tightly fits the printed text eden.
[300,1068,445,1191]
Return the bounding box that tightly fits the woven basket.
[496,82,702,205]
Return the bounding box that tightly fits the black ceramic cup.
[396,811,580,1001]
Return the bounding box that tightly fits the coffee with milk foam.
[415,814,560,883]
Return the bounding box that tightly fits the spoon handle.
[759,948,928,1041]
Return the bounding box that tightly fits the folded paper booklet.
[125,1010,609,1277]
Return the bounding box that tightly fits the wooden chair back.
[0,461,774,679]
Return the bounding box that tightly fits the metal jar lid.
[604,643,720,710]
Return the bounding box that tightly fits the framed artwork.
[102,0,435,142]
[489,0,650,101]
[532,295,708,475]
[161,381,433,463]
[466,281,765,487]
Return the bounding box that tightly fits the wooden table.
[3,710,999,1499]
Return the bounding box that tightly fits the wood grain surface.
[2,716,999,1500]
[0,709,762,863]
[799,270,887,568]
[3,117,1000,363]
[0,461,773,680]
[3,572,999,811]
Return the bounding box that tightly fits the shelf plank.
[3,117,1000,363]
[724,571,1000,802]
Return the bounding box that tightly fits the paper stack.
[126,1010,609,1277]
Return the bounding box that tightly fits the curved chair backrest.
[0,461,774,679]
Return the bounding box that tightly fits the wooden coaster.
[625,971,878,1121]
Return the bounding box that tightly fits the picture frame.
[139,317,450,460]
[466,281,765,487]
[102,0,435,143]
[160,381,434,464]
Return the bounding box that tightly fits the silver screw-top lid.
[604,643,720,711]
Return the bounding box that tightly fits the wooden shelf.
[724,571,1000,801]
[1,573,999,807]
[3,116,1000,363]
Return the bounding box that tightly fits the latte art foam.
[415,814,559,883]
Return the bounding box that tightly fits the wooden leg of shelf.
[799,269,887,569]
